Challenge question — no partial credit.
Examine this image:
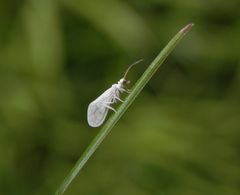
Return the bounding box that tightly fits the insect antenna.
[123,59,144,79]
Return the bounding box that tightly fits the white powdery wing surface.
[87,88,115,127]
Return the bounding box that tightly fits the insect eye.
[123,80,128,85]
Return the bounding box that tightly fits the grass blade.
[55,23,194,195]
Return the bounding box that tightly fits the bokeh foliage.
[0,0,240,194]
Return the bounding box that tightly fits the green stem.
[55,23,194,195]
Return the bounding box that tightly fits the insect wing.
[87,88,114,127]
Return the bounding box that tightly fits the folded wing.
[87,88,114,127]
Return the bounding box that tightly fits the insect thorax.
[116,79,126,92]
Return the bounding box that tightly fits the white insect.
[87,59,143,127]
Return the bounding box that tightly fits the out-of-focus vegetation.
[0,0,239,195]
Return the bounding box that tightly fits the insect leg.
[126,89,131,93]
[119,87,130,94]
[105,100,115,104]
[105,104,117,113]
[114,95,124,102]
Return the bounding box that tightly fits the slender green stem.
[55,23,194,195]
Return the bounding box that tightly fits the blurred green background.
[0,0,240,194]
